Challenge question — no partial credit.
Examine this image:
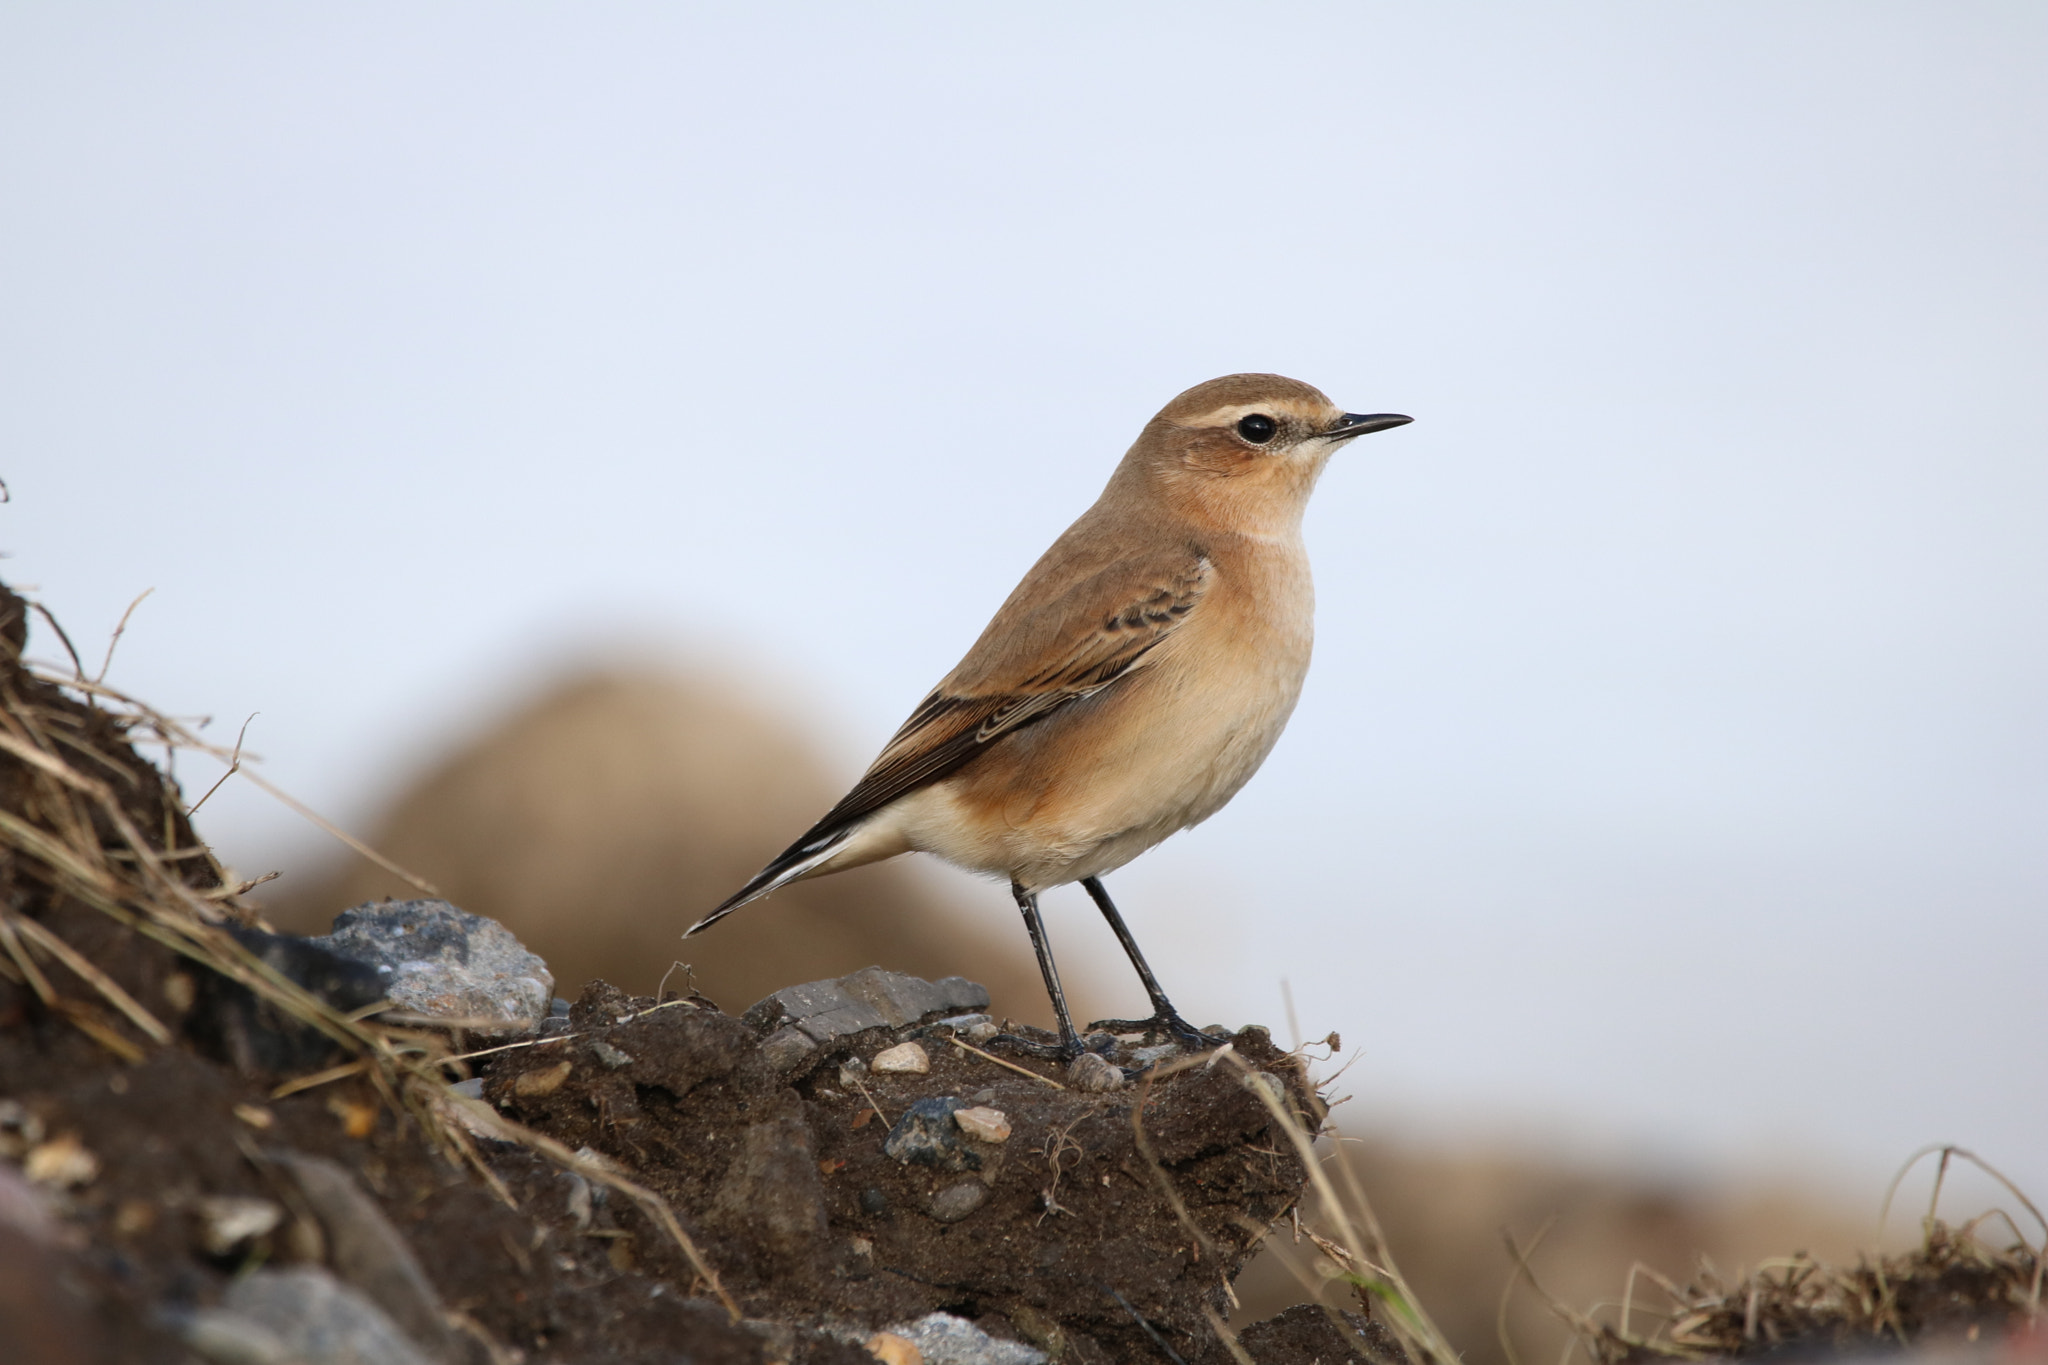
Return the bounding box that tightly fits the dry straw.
[1130,1043,1463,1365]
[1498,1143,2044,1365]
[0,591,736,1318]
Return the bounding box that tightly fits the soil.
[0,969,1343,1364]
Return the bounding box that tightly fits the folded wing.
[689,547,1211,931]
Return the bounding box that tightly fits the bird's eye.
[1235,414,1278,444]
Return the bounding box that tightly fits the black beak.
[1321,412,1414,442]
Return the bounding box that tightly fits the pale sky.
[4,6,2044,1206]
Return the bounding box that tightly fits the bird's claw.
[989,1032,1085,1064]
[1088,1013,1226,1053]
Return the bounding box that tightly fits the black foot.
[1088,1013,1224,1052]
[989,1031,1083,1063]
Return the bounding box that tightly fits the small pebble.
[867,1330,923,1365]
[871,1041,930,1074]
[0,1099,45,1156]
[562,1173,593,1230]
[161,972,197,1013]
[860,1187,889,1215]
[1252,1071,1288,1106]
[927,1181,988,1223]
[24,1134,99,1188]
[113,1200,156,1237]
[327,1096,378,1139]
[513,1060,574,1097]
[588,1040,634,1070]
[936,1012,998,1043]
[1065,1052,1124,1093]
[196,1196,284,1256]
[952,1106,1012,1144]
[971,1088,996,1104]
[445,1078,486,1101]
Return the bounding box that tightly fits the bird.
[690,373,1411,1060]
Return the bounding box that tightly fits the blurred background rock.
[263,667,1059,1023]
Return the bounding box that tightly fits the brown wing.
[691,547,1210,927]
[820,546,1211,832]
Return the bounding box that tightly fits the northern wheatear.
[692,374,1411,1058]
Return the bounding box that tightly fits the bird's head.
[1126,373,1411,535]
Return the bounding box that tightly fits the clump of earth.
[1,922,1375,1364]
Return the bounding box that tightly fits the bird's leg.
[992,881,1086,1061]
[1080,876,1219,1051]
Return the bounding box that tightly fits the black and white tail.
[685,825,855,936]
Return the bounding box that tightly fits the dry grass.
[1131,1040,1462,1365]
[1496,1146,2046,1364]
[0,588,737,1317]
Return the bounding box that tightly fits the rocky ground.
[2,914,1380,1364]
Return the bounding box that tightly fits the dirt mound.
[0,580,1389,1364]
[478,977,1323,1360]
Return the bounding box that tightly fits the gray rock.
[181,1307,295,1365]
[927,1181,988,1222]
[835,967,989,1029]
[317,900,554,1035]
[269,1152,451,1353]
[744,979,890,1045]
[759,1025,821,1072]
[883,1097,979,1172]
[587,1039,635,1069]
[890,1311,1047,1365]
[219,1267,435,1365]
[743,968,990,1074]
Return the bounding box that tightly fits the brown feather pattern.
[706,550,1212,911]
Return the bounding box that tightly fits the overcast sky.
[4,5,2044,1206]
